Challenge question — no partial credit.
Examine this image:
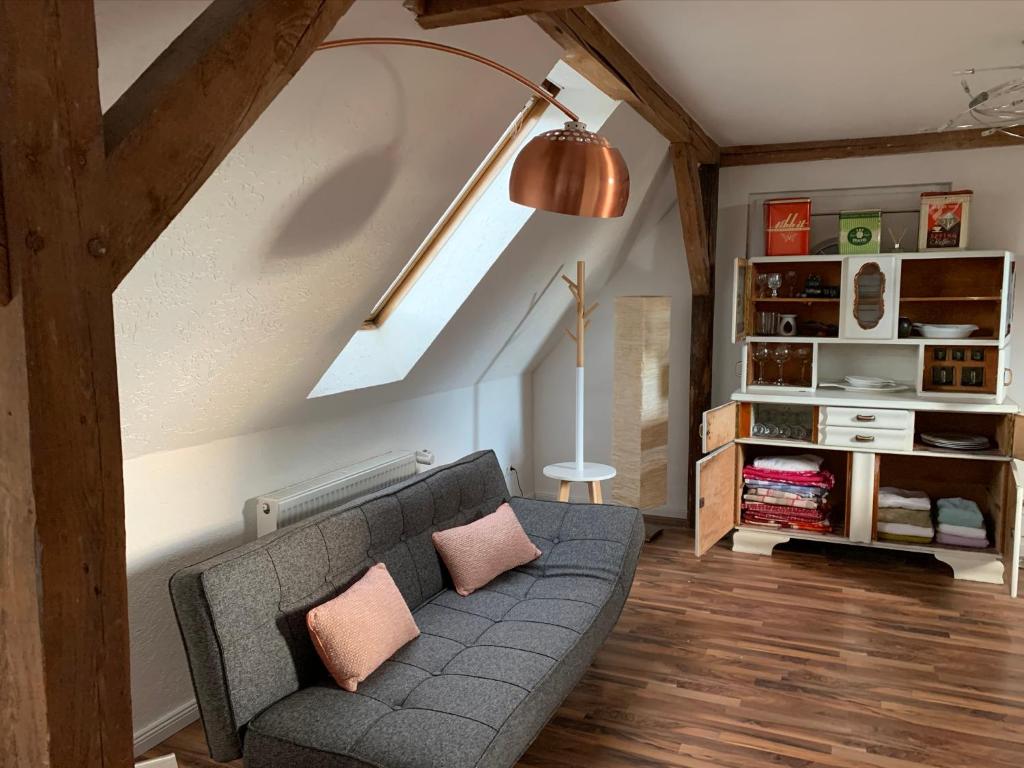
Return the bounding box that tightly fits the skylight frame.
[361,84,557,329]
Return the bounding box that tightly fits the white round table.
[543,462,616,503]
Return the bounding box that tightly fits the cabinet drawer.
[820,406,912,431]
[819,425,913,452]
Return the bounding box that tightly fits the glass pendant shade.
[510,122,629,218]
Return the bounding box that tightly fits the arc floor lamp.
[316,37,630,217]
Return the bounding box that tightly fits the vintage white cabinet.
[699,250,1022,596]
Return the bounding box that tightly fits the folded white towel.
[937,522,987,539]
[877,521,934,538]
[878,487,931,512]
[752,454,824,472]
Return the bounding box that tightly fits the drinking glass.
[784,270,798,297]
[756,274,769,298]
[795,346,811,384]
[752,343,771,384]
[767,272,782,298]
[772,344,791,385]
[756,311,777,335]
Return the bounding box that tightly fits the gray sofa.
[170,450,643,767]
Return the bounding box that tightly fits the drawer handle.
[854,434,876,443]
[855,414,876,422]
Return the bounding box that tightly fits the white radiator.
[256,451,419,537]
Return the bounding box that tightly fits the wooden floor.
[144,529,1024,767]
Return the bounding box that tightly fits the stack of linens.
[936,497,989,548]
[742,454,834,533]
[877,487,933,544]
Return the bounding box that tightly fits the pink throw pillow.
[432,502,541,596]
[306,563,419,692]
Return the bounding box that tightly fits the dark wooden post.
[671,144,720,522]
[0,2,133,765]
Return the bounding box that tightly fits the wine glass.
[767,272,782,298]
[795,346,811,384]
[772,343,791,385]
[756,274,769,298]
[752,343,770,384]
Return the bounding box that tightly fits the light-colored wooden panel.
[1012,414,1024,460]
[694,443,738,556]
[612,296,671,509]
[702,401,737,454]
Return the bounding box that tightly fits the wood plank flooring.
[143,530,1024,767]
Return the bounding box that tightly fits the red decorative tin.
[764,198,811,256]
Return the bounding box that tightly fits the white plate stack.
[919,432,991,451]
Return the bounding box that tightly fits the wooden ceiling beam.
[670,143,710,296]
[104,0,354,287]
[721,127,1023,166]
[0,2,132,764]
[0,181,9,306]
[531,7,718,163]
[406,0,615,29]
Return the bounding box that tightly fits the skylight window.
[361,87,553,329]
[309,62,618,397]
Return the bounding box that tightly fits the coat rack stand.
[543,260,616,503]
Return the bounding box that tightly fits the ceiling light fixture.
[317,37,629,217]
[936,46,1024,139]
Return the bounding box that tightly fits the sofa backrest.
[169,450,509,761]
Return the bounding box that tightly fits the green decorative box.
[839,209,882,254]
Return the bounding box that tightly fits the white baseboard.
[133,699,199,757]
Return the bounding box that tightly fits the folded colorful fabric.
[743,466,835,489]
[936,497,984,528]
[878,532,934,544]
[937,522,987,539]
[936,531,990,548]
[743,478,828,498]
[743,493,820,510]
[877,521,934,539]
[877,487,931,512]
[752,454,824,472]
[877,507,933,528]
[740,502,827,521]
[742,510,832,533]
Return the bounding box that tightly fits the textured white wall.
[97,0,561,457]
[713,147,1024,408]
[126,375,530,750]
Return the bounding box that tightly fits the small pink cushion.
[306,563,419,692]
[432,502,542,596]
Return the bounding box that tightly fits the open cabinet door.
[702,401,738,454]
[1012,415,1024,461]
[1008,460,1023,598]
[694,443,739,557]
[731,258,751,343]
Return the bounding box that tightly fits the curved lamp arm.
[316,37,579,123]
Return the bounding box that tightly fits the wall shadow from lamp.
[267,51,405,261]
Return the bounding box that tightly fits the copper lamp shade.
[314,39,630,218]
[510,122,630,218]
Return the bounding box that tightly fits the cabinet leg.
[732,529,791,556]
[933,551,1005,585]
[557,481,571,502]
[588,481,603,504]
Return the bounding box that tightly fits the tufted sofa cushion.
[242,496,643,768]
[170,451,643,767]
